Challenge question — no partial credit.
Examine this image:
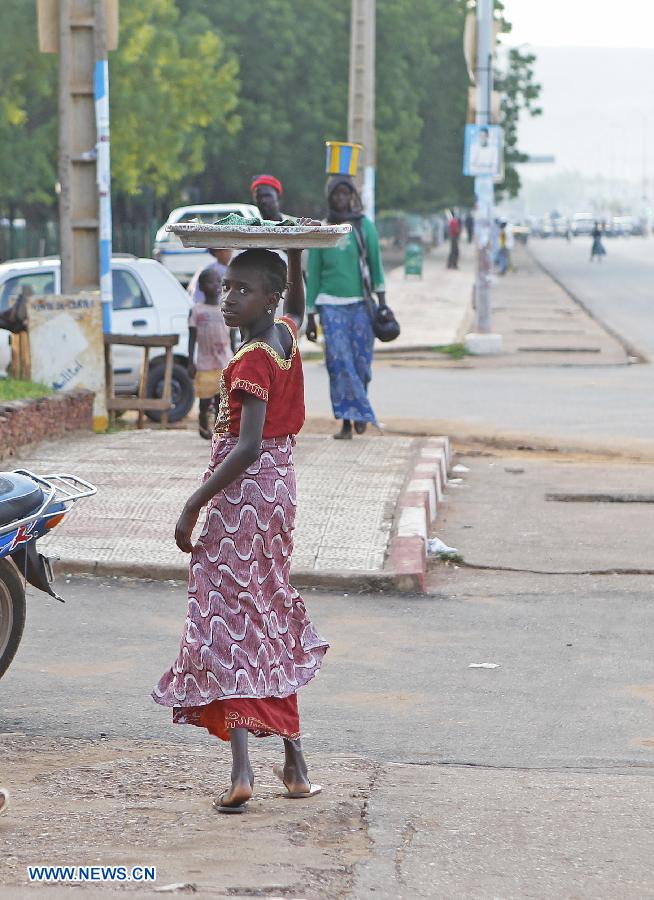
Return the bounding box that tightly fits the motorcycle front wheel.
[0,558,26,679]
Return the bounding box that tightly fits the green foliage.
[0,1,58,210]
[176,0,350,214]
[110,0,240,197]
[0,0,537,231]
[495,47,542,199]
[0,378,53,401]
[432,342,471,359]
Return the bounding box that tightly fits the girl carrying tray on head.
[152,239,329,814]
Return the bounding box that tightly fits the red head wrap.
[250,174,283,197]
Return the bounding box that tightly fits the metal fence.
[0,220,158,264]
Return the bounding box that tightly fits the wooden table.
[104,333,178,428]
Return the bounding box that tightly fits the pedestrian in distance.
[153,245,329,813]
[447,214,461,269]
[590,222,606,262]
[251,174,284,223]
[496,219,514,275]
[465,210,475,243]
[187,267,232,439]
[305,174,387,440]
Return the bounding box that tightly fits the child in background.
[188,267,232,439]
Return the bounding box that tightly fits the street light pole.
[475,0,493,334]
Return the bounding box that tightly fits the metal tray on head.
[167,222,351,250]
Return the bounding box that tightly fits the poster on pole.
[463,124,504,180]
[28,294,107,430]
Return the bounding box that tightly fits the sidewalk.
[472,245,630,366]
[15,428,428,588]
[298,242,474,356]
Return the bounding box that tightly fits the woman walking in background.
[590,222,606,262]
[305,175,386,440]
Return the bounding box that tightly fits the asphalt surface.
[305,238,654,451]
[531,236,654,360]
[2,456,654,898]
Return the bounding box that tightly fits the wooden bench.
[104,333,178,428]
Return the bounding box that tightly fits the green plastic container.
[404,240,423,277]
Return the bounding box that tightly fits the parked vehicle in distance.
[0,255,194,423]
[610,216,635,237]
[153,203,259,284]
[571,213,595,236]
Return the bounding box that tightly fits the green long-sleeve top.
[306,216,385,313]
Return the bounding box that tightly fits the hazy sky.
[500,0,654,49]
[496,2,654,196]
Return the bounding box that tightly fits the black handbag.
[352,221,401,343]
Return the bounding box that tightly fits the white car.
[0,255,195,422]
[153,202,259,284]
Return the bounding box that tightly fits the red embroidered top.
[214,317,305,438]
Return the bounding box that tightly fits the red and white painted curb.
[389,436,451,592]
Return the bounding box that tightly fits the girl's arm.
[283,248,305,327]
[187,325,197,378]
[174,394,266,552]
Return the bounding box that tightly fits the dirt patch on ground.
[0,734,376,898]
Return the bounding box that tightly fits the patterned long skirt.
[152,435,329,742]
[319,301,377,425]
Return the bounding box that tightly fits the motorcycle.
[0,469,96,678]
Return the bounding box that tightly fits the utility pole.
[41,0,117,317]
[474,0,494,335]
[348,0,376,220]
[465,0,502,354]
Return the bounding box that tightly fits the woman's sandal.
[0,789,9,816]
[272,764,322,800]
[212,773,254,814]
[199,426,212,440]
[212,787,251,815]
[354,422,367,435]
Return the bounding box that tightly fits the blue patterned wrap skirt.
[319,301,377,425]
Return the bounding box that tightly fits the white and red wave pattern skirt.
[152,435,329,741]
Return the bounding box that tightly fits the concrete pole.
[94,0,113,333]
[58,0,74,294]
[474,0,493,334]
[348,0,376,220]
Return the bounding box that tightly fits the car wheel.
[145,361,195,423]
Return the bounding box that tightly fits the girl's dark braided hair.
[231,249,287,295]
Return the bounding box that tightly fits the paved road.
[305,238,654,451]
[306,359,654,451]
[531,236,654,360]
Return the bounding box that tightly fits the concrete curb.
[52,560,396,594]
[388,436,451,592]
[52,436,452,596]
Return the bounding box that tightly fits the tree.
[0,1,58,217]
[494,3,542,199]
[110,0,240,199]
[177,0,472,213]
